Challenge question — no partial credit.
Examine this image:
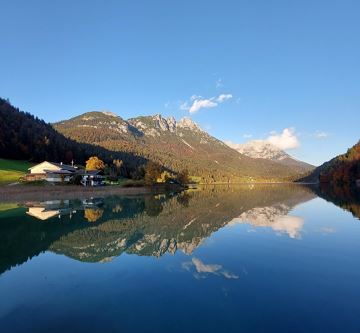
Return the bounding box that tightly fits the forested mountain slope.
[54,111,308,181]
[300,140,360,184]
[0,98,146,170]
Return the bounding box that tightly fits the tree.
[113,159,123,174]
[177,169,190,186]
[131,165,146,180]
[144,161,162,185]
[158,170,173,183]
[86,156,105,171]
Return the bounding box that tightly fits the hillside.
[226,140,314,173]
[54,111,308,181]
[0,99,146,172]
[300,140,360,184]
[0,159,32,184]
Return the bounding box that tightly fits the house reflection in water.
[26,207,62,220]
[26,200,76,220]
[25,198,104,221]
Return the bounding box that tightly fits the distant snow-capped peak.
[225,140,290,161]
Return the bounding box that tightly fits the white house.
[28,161,77,174]
[26,161,77,183]
[26,161,104,186]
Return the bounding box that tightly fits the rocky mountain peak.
[226,140,290,161]
[177,117,202,131]
[130,115,202,134]
[167,116,176,132]
[101,111,118,118]
[150,114,177,132]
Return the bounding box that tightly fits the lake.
[1,184,360,333]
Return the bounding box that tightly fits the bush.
[70,174,83,185]
[121,180,145,187]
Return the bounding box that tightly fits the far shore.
[0,181,319,203]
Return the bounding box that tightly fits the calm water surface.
[1,185,360,333]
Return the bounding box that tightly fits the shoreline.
[0,184,184,203]
[0,182,319,203]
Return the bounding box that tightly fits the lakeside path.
[0,184,183,203]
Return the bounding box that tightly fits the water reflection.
[231,209,304,239]
[313,183,360,220]
[0,185,316,275]
[23,198,105,221]
[182,257,240,280]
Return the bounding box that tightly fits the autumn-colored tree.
[113,159,123,174]
[158,170,173,183]
[86,156,105,171]
[84,208,104,222]
[176,169,190,185]
[107,159,124,180]
[144,161,162,185]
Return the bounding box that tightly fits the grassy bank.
[0,159,33,185]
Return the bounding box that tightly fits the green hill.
[299,140,360,184]
[0,159,32,184]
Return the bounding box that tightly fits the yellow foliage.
[84,208,103,222]
[86,156,105,171]
[157,171,173,183]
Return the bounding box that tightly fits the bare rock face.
[226,140,290,161]
[177,117,202,132]
[167,116,176,132]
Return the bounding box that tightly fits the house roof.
[44,169,74,174]
[76,169,102,175]
[50,162,77,171]
[28,161,77,172]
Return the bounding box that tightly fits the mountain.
[0,98,145,168]
[300,140,360,184]
[54,111,309,181]
[225,140,314,174]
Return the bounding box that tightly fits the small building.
[25,161,77,183]
[28,161,77,174]
[25,161,105,186]
[79,170,105,187]
[45,169,75,183]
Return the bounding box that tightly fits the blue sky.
[1,0,359,165]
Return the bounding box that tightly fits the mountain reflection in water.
[0,185,317,276]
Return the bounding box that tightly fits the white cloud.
[243,133,253,139]
[314,131,328,139]
[189,99,218,114]
[179,101,190,111]
[224,140,241,150]
[184,93,233,114]
[216,94,233,103]
[266,128,300,150]
[216,78,223,88]
[190,94,202,101]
